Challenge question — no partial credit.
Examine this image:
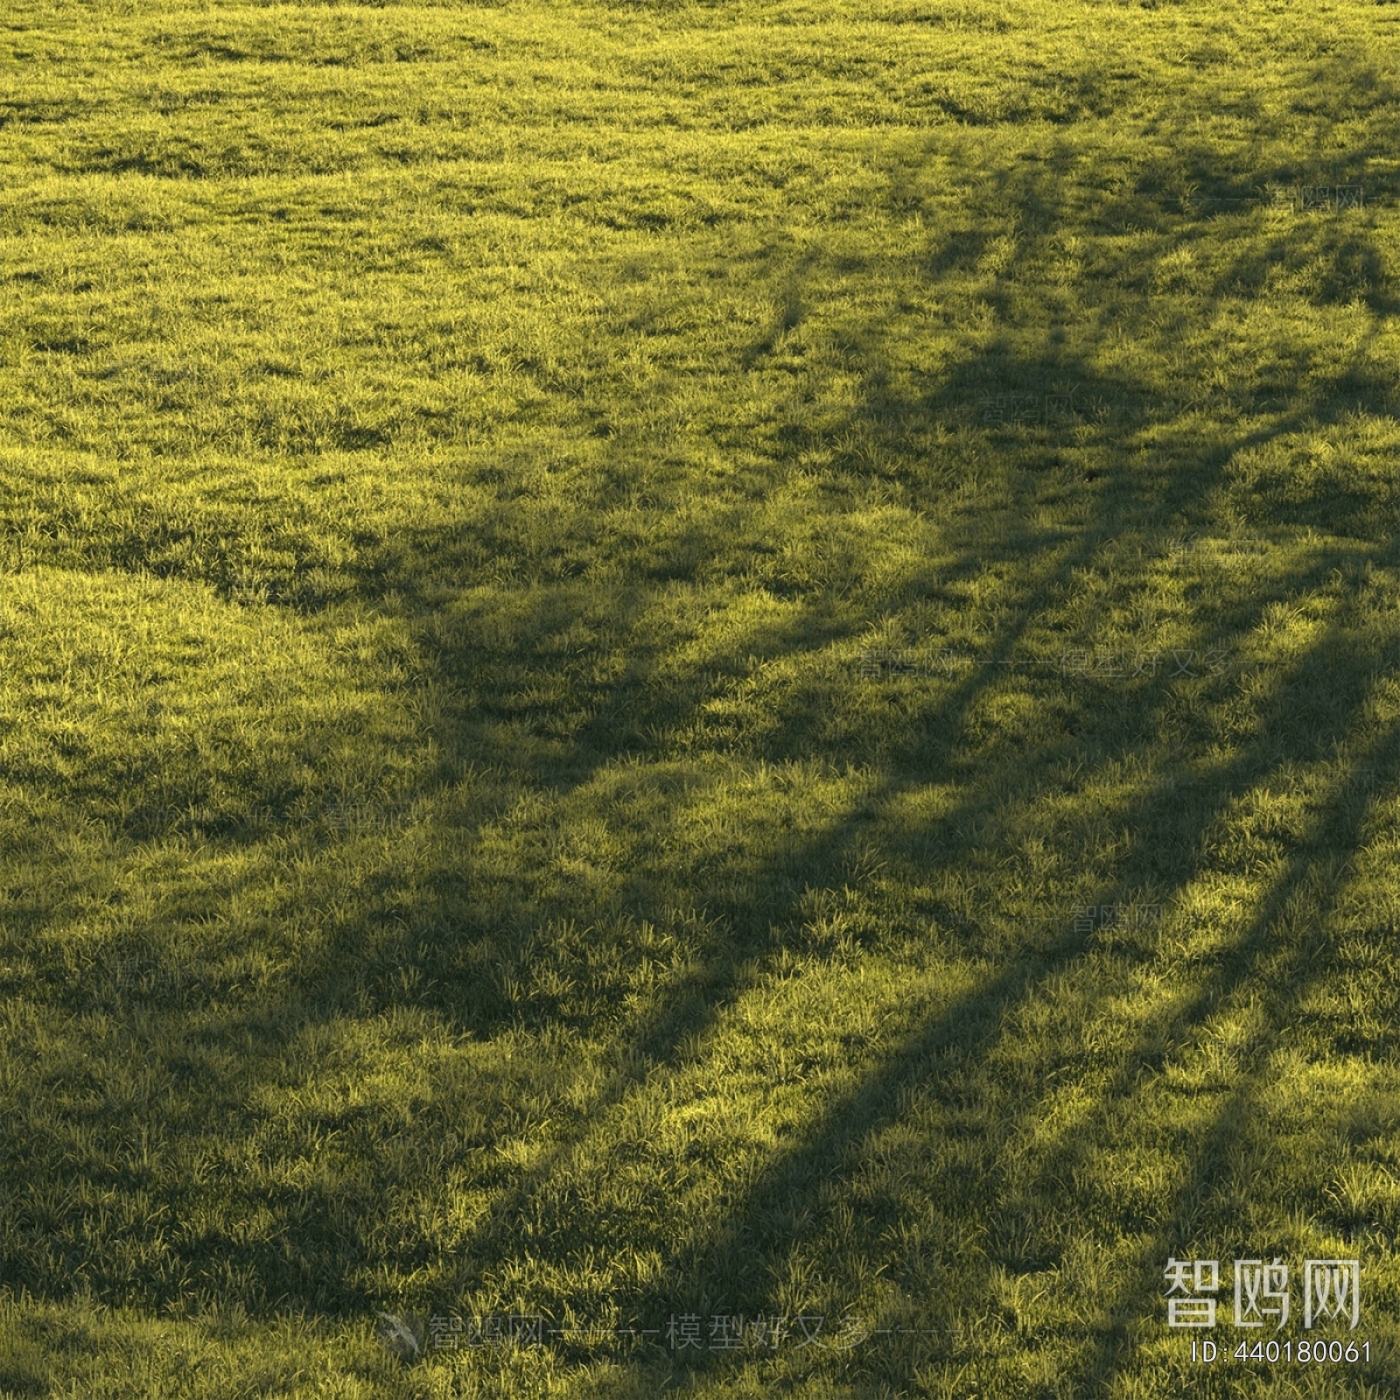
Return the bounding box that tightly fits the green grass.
[4,0,1400,1394]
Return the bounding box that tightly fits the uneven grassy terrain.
[4,0,1400,1395]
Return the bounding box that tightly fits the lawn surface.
[3,0,1400,1395]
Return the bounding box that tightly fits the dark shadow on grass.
[601,563,1400,1393]
[8,74,1400,1395]
[402,121,1400,1384]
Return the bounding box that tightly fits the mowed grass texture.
[4,0,1400,1394]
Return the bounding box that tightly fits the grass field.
[4,0,1400,1395]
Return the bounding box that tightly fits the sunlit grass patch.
[5,0,1400,1394]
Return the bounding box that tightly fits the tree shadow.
[618,601,1399,1380]
[6,55,1400,1400]
[406,116,1400,1386]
